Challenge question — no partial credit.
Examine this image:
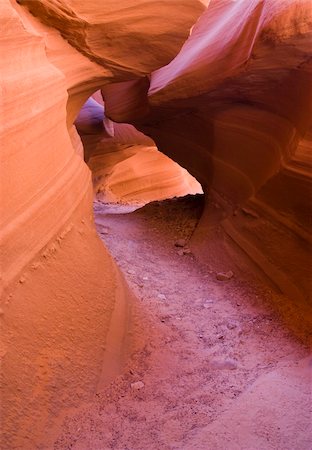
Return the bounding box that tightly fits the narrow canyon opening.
[75,93,203,210]
[58,92,312,450]
[2,1,312,449]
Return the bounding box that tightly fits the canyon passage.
[1,0,311,449]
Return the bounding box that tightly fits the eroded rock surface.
[76,96,202,205]
[103,0,312,300]
[1,1,203,448]
[1,0,311,448]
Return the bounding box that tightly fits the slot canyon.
[1,0,311,449]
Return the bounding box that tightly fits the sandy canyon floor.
[55,196,311,450]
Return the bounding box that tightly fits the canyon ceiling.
[1,0,311,448]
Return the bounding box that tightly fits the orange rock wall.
[1,1,204,447]
[102,0,312,300]
[76,97,202,205]
[1,0,311,447]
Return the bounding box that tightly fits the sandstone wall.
[76,97,202,206]
[0,1,204,447]
[103,0,312,302]
[1,1,311,447]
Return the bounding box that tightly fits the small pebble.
[203,302,213,308]
[241,207,259,219]
[227,320,237,330]
[216,271,234,281]
[174,239,186,248]
[131,381,145,390]
[210,359,238,370]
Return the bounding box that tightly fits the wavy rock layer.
[0,1,203,448]
[90,145,203,205]
[76,97,202,205]
[17,0,205,77]
[1,0,311,447]
[103,0,312,301]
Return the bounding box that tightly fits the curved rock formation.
[76,97,202,205]
[103,0,312,302]
[1,1,204,448]
[1,0,311,447]
[0,4,128,449]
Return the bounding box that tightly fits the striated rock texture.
[75,97,203,205]
[103,0,312,302]
[0,1,204,448]
[1,0,311,448]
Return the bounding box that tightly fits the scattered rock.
[131,381,145,390]
[127,269,135,275]
[174,239,186,247]
[226,320,238,330]
[142,276,149,281]
[216,271,234,281]
[210,359,238,370]
[157,293,166,300]
[100,228,109,235]
[203,301,213,308]
[241,207,259,219]
[177,247,192,256]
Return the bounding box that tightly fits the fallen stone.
[241,207,259,219]
[157,293,166,300]
[177,249,184,256]
[174,239,186,247]
[210,359,238,370]
[131,381,145,390]
[227,320,238,330]
[216,271,234,281]
[203,302,213,308]
[127,269,135,275]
